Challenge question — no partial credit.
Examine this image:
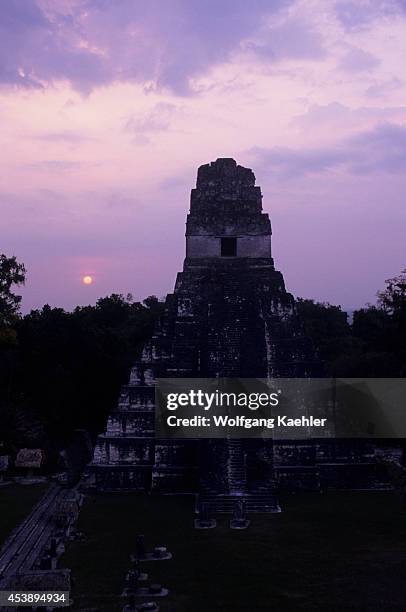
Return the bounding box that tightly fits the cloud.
[365,78,404,98]
[124,102,181,143]
[250,145,346,177]
[0,0,108,91]
[27,160,95,172]
[0,0,292,94]
[250,122,406,177]
[291,102,406,131]
[338,46,380,73]
[350,122,406,172]
[248,14,326,62]
[334,0,404,29]
[34,130,97,143]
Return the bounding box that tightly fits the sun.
[82,275,93,285]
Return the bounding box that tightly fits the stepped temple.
[90,158,396,504]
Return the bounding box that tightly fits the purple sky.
[1,0,405,313]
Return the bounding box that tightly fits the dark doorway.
[221,237,237,257]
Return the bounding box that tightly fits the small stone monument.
[148,584,166,595]
[123,594,160,611]
[194,502,216,529]
[152,546,168,559]
[123,560,150,596]
[127,558,148,583]
[230,499,250,529]
[127,569,139,595]
[122,579,168,599]
[136,534,146,559]
[132,535,172,562]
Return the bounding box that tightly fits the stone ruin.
[14,448,45,483]
[90,158,398,504]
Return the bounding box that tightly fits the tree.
[0,256,26,450]
[0,254,26,327]
[12,294,164,447]
[350,271,406,376]
[377,269,406,314]
[295,298,351,374]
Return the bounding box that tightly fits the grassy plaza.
[62,490,406,611]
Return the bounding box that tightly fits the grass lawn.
[0,483,48,548]
[62,491,406,611]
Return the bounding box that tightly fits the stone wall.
[186,234,271,258]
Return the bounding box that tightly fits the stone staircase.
[227,439,246,493]
[197,439,280,513]
[196,492,281,514]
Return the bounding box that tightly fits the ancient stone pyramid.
[90,158,319,501]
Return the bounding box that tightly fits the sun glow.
[82,275,93,285]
